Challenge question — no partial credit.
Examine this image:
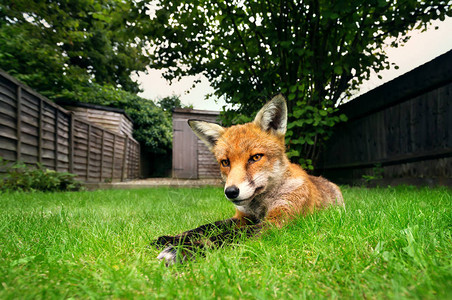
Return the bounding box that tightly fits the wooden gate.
[172,108,221,179]
[172,118,198,178]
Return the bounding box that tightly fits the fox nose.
[225,186,240,199]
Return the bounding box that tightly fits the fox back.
[189,94,344,227]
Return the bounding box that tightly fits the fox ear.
[253,94,287,136]
[188,120,225,150]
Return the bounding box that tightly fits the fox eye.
[220,159,230,167]
[249,154,263,163]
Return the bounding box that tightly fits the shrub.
[0,158,82,192]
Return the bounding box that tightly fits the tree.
[157,95,193,112]
[149,0,452,169]
[0,0,150,98]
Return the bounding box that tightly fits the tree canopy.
[0,0,150,98]
[157,95,193,112]
[2,0,451,164]
[149,0,452,168]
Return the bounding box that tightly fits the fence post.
[111,134,116,180]
[68,113,74,174]
[121,136,129,181]
[16,86,22,161]
[38,98,43,164]
[54,110,59,170]
[86,124,91,181]
[100,130,104,182]
[137,142,141,179]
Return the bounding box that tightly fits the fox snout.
[225,185,240,199]
[224,177,264,203]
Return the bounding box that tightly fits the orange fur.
[216,123,343,227]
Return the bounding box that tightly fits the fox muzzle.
[225,185,240,199]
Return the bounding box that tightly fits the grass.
[0,186,451,299]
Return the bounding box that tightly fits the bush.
[0,158,82,192]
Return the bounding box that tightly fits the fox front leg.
[150,235,178,248]
[156,237,211,266]
[152,218,261,265]
[155,223,263,266]
[156,244,199,266]
[152,218,238,265]
[156,245,178,266]
[151,217,245,247]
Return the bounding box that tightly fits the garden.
[1,1,452,298]
[1,186,451,298]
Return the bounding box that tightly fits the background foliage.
[149,0,452,168]
[0,0,150,96]
[0,158,82,192]
[0,0,175,155]
[2,0,451,168]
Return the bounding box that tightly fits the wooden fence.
[318,50,452,186]
[0,70,140,182]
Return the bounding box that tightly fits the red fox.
[152,94,344,265]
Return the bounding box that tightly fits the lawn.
[0,186,451,299]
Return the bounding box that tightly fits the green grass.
[0,186,451,299]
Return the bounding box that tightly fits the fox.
[152,94,344,265]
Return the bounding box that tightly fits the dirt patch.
[84,178,223,190]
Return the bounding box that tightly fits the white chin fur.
[234,181,255,200]
[235,204,248,213]
[235,203,255,216]
[226,171,268,201]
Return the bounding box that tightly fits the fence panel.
[0,70,140,182]
[319,50,452,185]
[0,75,17,162]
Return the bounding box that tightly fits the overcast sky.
[133,17,452,111]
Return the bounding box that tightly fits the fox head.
[188,94,290,209]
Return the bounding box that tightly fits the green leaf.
[334,65,343,75]
[339,114,348,122]
[287,122,296,129]
[286,149,300,158]
[306,137,315,145]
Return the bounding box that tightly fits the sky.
[133,17,452,111]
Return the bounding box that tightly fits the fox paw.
[150,235,176,248]
[157,246,179,266]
